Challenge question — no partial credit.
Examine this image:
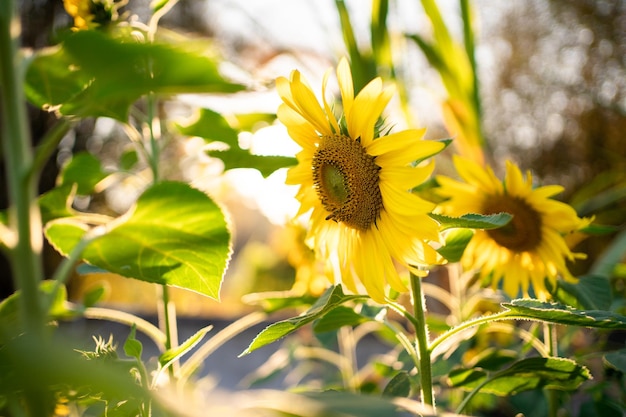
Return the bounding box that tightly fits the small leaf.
[120,148,139,171]
[604,350,626,374]
[124,325,143,360]
[176,108,295,177]
[437,228,474,262]
[39,184,75,224]
[313,306,369,333]
[45,181,232,300]
[82,284,107,308]
[382,371,411,398]
[241,291,319,314]
[429,212,512,230]
[59,152,108,195]
[240,285,365,356]
[159,325,212,371]
[503,299,626,329]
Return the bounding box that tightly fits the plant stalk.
[409,273,434,408]
[0,0,45,335]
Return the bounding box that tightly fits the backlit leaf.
[45,181,231,300]
[240,285,365,356]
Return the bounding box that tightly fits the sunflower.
[436,156,592,300]
[276,58,445,303]
[63,0,119,30]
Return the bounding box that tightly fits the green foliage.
[3,0,626,415]
[175,108,295,177]
[429,212,513,230]
[382,371,412,398]
[503,299,626,329]
[58,152,108,195]
[45,181,232,299]
[241,285,365,355]
[449,357,591,396]
[25,30,244,121]
[158,325,212,370]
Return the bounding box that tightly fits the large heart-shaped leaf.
[45,181,231,299]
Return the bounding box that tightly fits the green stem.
[0,0,45,335]
[545,323,559,417]
[409,273,434,408]
[146,94,160,182]
[429,310,516,354]
[29,118,72,181]
[157,284,178,378]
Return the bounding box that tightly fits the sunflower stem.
[544,322,560,417]
[409,273,434,408]
[0,0,45,336]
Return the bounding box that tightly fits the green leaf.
[120,148,139,171]
[503,299,626,329]
[45,181,232,300]
[240,285,365,356]
[39,184,75,224]
[437,228,474,262]
[124,324,143,360]
[449,357,590,396]
[554,274,612,310]
[471,348,518,372]
[25,31,244,120]
[429,212,512,231]
[382,371,411,398]
[159,325,212,370]
[0,281,74,342]
[242,291,319,314]
[313,305,369,333]
[59,152,108,195]
[176,108,295,177]
[604,350,626,374]
[82,284,107,308]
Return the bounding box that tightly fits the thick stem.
[409,273,434,408]
[0,0,45,334]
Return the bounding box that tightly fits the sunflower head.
[276,58,445,302]
[436,156,592,300]
[63,0,121,30]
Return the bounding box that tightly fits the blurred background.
[6,0,626,318]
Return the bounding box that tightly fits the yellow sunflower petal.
[289,72,333,136]
[347,80,394,146]
[453,156,501,194]
[337,57,354,116]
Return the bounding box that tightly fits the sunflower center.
[483,194,542,252]
[312,134,383,231]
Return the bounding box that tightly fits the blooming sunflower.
[436,156,592,300]
[276,58,445,303]
[63,0,119,30]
